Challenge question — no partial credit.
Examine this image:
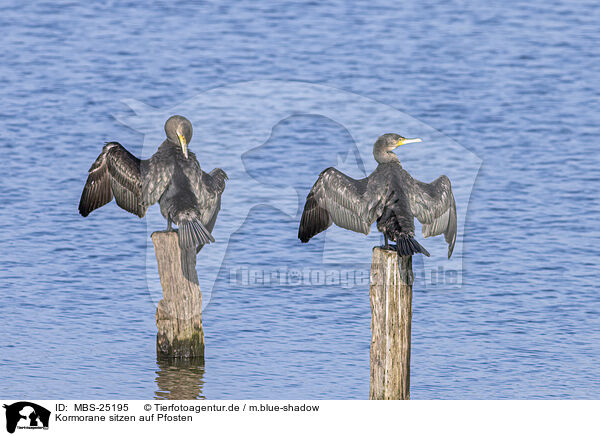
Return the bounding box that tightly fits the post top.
[151,230,179,240]
[372,246,400,257]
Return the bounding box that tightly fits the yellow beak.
[395,137,422,148]
[177,132,188,158]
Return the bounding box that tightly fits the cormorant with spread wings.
[79,115,227,251]
[298,134,456,258]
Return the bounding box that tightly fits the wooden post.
[369,247,413,400]
[151,231,204,358]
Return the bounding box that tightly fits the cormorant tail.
[396,235,430,257]
[178,219,215,249]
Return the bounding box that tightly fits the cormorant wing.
[205,196,221,234]
[406,174,457,258]
[79,142,146,217]
[195,168,228,253]
[299,167,387,242]
[203,168,228,232]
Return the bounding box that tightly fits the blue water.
[1,0,599,399]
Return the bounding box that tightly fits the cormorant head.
[165,115,193,158]
[373,133,422,163]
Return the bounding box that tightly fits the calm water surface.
[0,0,599,399]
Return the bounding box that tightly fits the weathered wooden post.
[369,247,413,400]
[151,231,204,358]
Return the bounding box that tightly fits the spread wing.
[200,168,228,233]
[407,174,457,258]
[298,167,387,242]
[195,168,228,253]
[79,142,146,217]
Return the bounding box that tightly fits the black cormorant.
[298,134,456,258]
[79,115,228,251]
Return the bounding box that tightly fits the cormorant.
[298,134,457,258]
[79,115,228,251]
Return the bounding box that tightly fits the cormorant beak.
[395,137,422,148]
[177,132,188,158]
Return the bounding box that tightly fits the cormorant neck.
[374,150,400,164]
[164,138,187,157]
